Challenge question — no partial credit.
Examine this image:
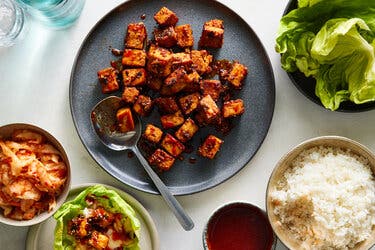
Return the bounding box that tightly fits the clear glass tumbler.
[18,0,85,29]
[0,0,26,47]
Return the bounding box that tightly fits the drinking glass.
[18,0,85,29]
[0,0,26,47]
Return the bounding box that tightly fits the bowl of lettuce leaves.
[277,0,375,111]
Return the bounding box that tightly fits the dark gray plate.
[283,0,375,112]
[70,0,275,195]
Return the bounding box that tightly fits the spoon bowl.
[91,96,194,231]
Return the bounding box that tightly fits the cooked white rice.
[271,146,375,250]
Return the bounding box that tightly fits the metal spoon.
[90,96,194,231]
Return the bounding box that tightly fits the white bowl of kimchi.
[0,123,71,226]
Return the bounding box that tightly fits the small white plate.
[26,183,160,250]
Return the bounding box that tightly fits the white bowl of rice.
[266,136,375,250]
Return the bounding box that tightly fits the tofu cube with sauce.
[154,26,177,48]
[161,133,185,157]
[160,111,185,129]
[116,107,135,133]
[172,52,192,70]
[122,68,146,87]
[122,87,139,104]
[183,71,201,93]
[125,22,147,49]
[198,95,220,122]
[222,99,245,118]
[97,67,120,93]
[178,92,201,115]
[132,95,153,116]
[198,19,224,48]
[200,79,222,101]
[143,124,163,144]
[191,50,213,75]
[175,118,199,143]
[122,49,146,67]
[198,135,223,159]
[154,97,180,114]
[175,24,194,48]
[153,7,179,27]
[148,148,175,171]
[146,75,163,91]
[147,44,173,77]
[228,62,248,89]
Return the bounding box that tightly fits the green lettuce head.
[53,185,141,250]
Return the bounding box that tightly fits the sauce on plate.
[205,203,274,250]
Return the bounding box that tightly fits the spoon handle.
[133,146,194,231]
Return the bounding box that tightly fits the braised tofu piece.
[116,107,135,133]
[222,99,245,118]
[125,22,147,49]
[227,62,248,89]
[164,67,187,86]
[154,7,178,27]
[178,92,201,115]
[97,67,120,93]
[198,95,220,122]
[160,111,185,129]
[198,19,224,48]
[183,71,201,93]
[154,26,177,48]
[122,68,146,86]
[133,95,153,116]
[143,124,163,143]
[88,232,109,249]
[147,44,173,77]
[198,135,223,159]
[200,79,222,101]
[175,118,199,143]
[146,75,162,91]
[191,50,213,75]
[172,52,192,70]
[149,148,175,171]
[175,24,194,48]
[161,133,185,157]
[122,49,146,67]
[122,87,139,104]
[154,97,180,114]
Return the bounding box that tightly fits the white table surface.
[1,0,375,249]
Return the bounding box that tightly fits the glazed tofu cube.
[164,67,187,86]
[122,49,146,67]
[183,71,201,93]
[200,79,222,101]
[122,87,139,104]
[222,99,245,118]
[160,111,185,129]
[191,50,213,75]
[133,95,153,116]
[154,97,180,114]
[146,75,162,91]
[147,44,172,77]
[172,52,192,70]
[143,124,163,143]
[228,62,248,89]
[154,7,178,26]
[154,26,177,48]
[198,19,224,48]
[122,68,146,86]
[97,67,120,93]
[88,232,109,249]
[175,118,199,143]
[116,107,135,133]
[161,133,185,157]
[178,92,201,115]
[125,22,147,49]
[149,149,175,171]
[198,135,223,159]
[175,24,194,48]
[198,95,220,122]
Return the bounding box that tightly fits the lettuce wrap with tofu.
[53,185,140,250]
[276,0,375,110]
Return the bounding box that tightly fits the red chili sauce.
[206,203,274,250]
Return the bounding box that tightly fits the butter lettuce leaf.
[276,0,375,110]
[53,185,141,250]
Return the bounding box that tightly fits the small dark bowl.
[281,0,375,112]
